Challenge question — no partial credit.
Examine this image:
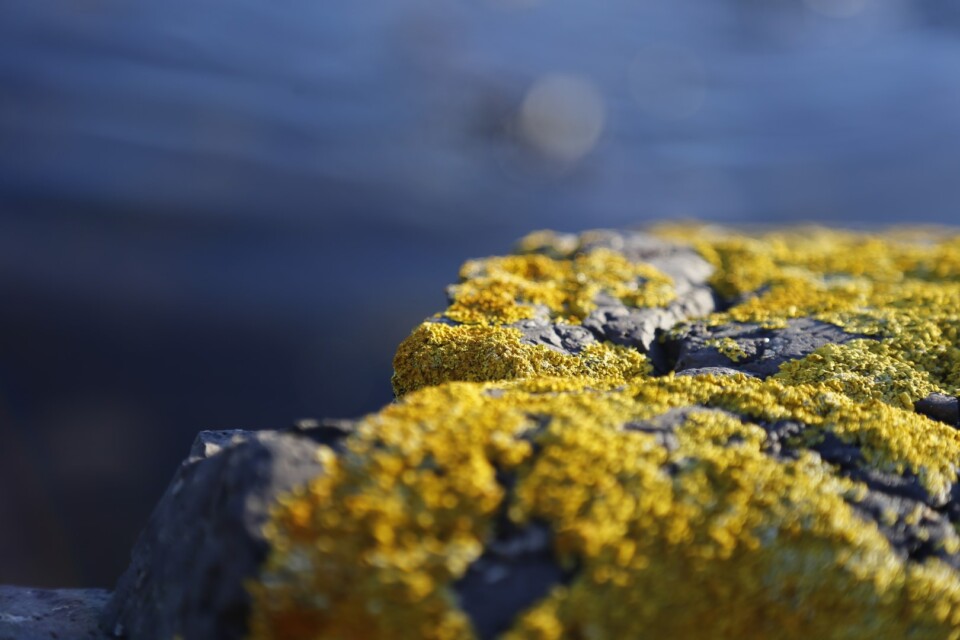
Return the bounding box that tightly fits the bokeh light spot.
[519,73,606,163]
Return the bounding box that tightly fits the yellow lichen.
[250,375,960,640]
[654,224,960,399]
[391,323,649,397]
[706,337,749,362]
[445,249,675,326]
[249,224,960,640]
[774,340,941,407]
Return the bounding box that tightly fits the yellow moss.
[391,322,649,397]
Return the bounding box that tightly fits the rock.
[0,586,110,640]
[514,318,597,355]
[75,225,960,639]
[671,317,867,378]
[454,522,568,640]
[582,287,715,372]
[393,230,716,394]
[847,490,960,569]
[575,232,718,366]
[574,230,715,288]
[101,427,340,640]
[914,393,960,427]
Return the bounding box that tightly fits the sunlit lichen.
[444,249,675,326]
[706,337,749,362]
[391,323,650,397]
[249,224,960,640]
[654,223,960,398]
[250,375,960,640]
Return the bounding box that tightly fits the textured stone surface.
[27,224,960,640]
[392,230,716,395]
[525,236,717,370]
[671,317,867,378]
[454,522,567,640]
[0,586,109,640]
[915,393,960,427]
[101,424,348,639]
[583,286,715,373]
[514,316,597,355]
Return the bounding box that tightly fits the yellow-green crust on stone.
[248,225,960,640]
[706,336,749,363]
[391,242,680,395]
[445,249,675,326]
[391,323,649,397]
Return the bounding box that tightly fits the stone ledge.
[12,224,960,639]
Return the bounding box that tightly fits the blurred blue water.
[1,0,959,587]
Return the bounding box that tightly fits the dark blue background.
[2,0,959,587]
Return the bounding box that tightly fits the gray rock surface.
[515,318,597,355]
[454,521,566,640]
[575,231,715,288]
[577,232,718,364]
[914,393,960,427]
[431,231,719,375]
[101,425,348,640]
[582,287,716,373]
[509,231,718,372]
[671,317,867,378]
[0,587,110,640]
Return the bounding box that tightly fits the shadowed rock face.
[101,424,351,640]
[454,521,569,640]
[582,287,716,373]
[915,393,960,427]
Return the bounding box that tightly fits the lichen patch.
[250,225,960,640]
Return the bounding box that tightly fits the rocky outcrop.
[101,422,352,640]
[10,224,960,639]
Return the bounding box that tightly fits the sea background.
[2,0,960,586]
